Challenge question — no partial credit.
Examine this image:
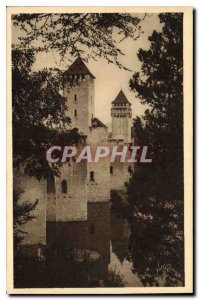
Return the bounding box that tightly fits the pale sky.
[12,14,163,125]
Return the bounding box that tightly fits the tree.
[103,268,127,287]
[12,13,144,242]
[12,48,84,180]
[13,189,38,247]
[127,13,184,286]
[12,13,142,69]
[12,13,145,180]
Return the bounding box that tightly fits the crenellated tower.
[111,90,132,143]
[63,57,95,136]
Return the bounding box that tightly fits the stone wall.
[46,160,88,222]
[87,126,110,202]
[87,126,108,144]
[110,162,131,191]
[87,161,110,202]
[111,116,132,143]
[13,63,134,247]
[63,74,94,136]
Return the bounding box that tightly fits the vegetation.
[127,13,184,286]
[103,268,127,287]
[13,13,142,69]
[12,13,143,245]
[13,189,38,247]
[12,12,184,287]
[12,13,145,180]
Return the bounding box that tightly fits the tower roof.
[66,57,95,78]
[91,117,107,128]
[112,90,131,105]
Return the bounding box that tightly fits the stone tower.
[46,57,96,228]
[111,90,132,143]
[63,57,95,136]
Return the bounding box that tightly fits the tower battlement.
[63,57,95,136]
[14,57,134,247]
[110,90,132,143]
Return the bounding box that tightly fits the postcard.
[7,6,193,294]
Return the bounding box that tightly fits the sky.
[12,13,163,125]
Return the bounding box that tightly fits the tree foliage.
[103,268,127,287]
[12,13,145,179]
[12,48,84,180]
[12,13,142,69]
[127,13,184,286]
[13,189,38,246]
[11,13,144,244]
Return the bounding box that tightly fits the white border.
[1,2,195,298]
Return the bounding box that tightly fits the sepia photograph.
[6,6,193,294]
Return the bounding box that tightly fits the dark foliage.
[12,13,142,70]
[12,48,85,180]
[11,13,145,179]
[12,48,85,247]
[127,13,184,286]
[13,189,38,246]
[11,12,144,249]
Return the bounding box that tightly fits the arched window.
[74,109,77,117]
[74,94,77,101]
[47,175,55,194]
[90,171,95,181]
[61,180,67,193]
[90,224,95,235]
[110,166,113,174]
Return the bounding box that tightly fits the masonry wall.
[87,126,108,144]
[13,67,135,248]
[110,162,132,191]
[112,117,132,143]
[87,126,110,202]
[14,169,46,245]
[46,160,88,222]
[87,161,110,202]
[63,74,94,136]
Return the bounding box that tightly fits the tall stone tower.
[63,57,95,136]
[111,90,132,143]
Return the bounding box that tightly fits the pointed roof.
[112,90,131,105]
[91,117,107,128]
[66,57,95,78]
